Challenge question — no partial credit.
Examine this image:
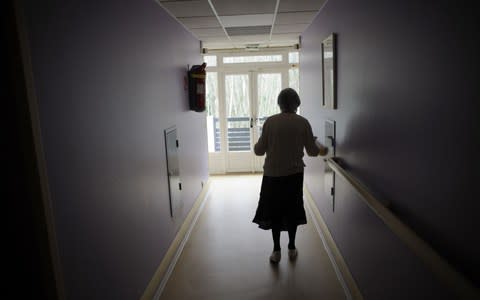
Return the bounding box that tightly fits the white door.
[224,72,253,172]
[223,70,285,173]
[253,71,284,171]
[205,51,299,174]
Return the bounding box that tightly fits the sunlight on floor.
[159,175,346,300]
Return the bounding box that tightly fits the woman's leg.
[287,225,297,250]
[270,226,282,263]
[287,173,302,250]
[272,227,281,251]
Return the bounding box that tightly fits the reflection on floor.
[160,175,346,300]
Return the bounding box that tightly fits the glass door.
[253,72,283,171]
[204,51,299,174]
[224,73,253,172]
[223,71,285,173]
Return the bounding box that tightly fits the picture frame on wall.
[322,33,337,109]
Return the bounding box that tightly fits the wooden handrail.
[325,158,479,299]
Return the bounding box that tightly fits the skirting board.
[304,186,363,300]
[141,179,212,300]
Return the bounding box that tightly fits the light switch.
[324,119,336,156]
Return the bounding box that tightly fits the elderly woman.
[252,88,328,263]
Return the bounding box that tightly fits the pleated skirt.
[252,172,307,231]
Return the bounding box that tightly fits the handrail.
[325,158,479,299]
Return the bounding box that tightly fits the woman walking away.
[252,88,328,263]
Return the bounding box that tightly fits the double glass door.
[223,70,284,172]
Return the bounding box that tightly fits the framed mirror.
[322,33,337,109]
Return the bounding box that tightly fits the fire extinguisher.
[188,63,207,112]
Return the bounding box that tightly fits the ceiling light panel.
[225,26,272,36]
[160,0,214,18]
[211,0,277,15]
[219,14,274,27]
[278,0,327,13]
[177,16,221,28]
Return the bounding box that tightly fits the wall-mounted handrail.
[325,158,479,299]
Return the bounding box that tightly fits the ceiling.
[155,0,327,51]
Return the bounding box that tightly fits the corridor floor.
[159,175,346,300]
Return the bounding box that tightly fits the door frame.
[205,50,299,174]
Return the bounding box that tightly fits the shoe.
[269,250,281,263]
[288,248,298,260]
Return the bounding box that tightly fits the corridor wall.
[22,0,208,299]
[300,0,478,299]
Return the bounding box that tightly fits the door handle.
[250,117,253,128]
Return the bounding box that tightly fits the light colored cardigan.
[254,112,320,176]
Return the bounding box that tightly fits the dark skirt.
[252,172,307,231]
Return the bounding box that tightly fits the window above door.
[203,50,299,71]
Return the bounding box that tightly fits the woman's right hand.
[315,139,329,156]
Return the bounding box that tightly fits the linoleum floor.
[160,175,346,300]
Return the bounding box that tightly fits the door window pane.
[257,73,281,130]
[288,52,299,63]
[203,55,217,67]
[289,67,299,93]
[206,72,220,152]
[225,74,251,152]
